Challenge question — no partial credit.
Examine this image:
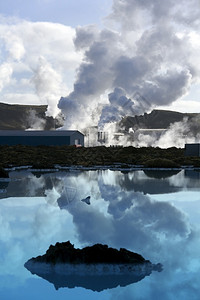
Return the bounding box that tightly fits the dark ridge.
[120,109,200,131]
[0,102,63,130]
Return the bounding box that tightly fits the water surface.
[0,169,200,299]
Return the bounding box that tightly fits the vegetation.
[0,144,199,169]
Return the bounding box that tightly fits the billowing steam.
[26,109,46,130]
[136,116,200,148]
[58,0,200,145]
[32,57,63,118]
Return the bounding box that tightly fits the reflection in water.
[26,268,153,291]
[0,169,200,298]
[143,169,181,179]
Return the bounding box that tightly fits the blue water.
[0,169,200,299]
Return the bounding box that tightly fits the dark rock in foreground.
[31,241,150,264]
[24,241,162,291]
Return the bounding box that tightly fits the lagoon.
[0,168,200,299]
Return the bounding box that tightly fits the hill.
[0,102,63,130]
[0,102,199,135]
[120,109,200,131]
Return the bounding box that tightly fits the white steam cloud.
[131,116,200,148]
[26,109,46,131]
[31,56,63,118]
[58,0,200,140]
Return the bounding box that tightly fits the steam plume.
[58,0,200,139]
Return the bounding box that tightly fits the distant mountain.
[0,102,63,130]
[120,109,200,132]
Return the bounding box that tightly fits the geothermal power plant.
[0,130,84,147]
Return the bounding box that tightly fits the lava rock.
[27,241,150,265]
[24,241,162,291]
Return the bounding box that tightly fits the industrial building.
[0,130,84,146]
[185,144,200,157]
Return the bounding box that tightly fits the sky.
[0,0,112,116]
[0,0,200,125]
[0,0,112,27]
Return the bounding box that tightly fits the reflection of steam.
[0,169,200,296]
[116,171,181,195]
[54,170,191,261]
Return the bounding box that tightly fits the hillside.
[0,102,63,130]
[0,102,199,134]
[120,109,200,131]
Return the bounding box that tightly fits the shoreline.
[0,145,199,172]
[2,163,200,174]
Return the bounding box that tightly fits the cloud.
[2,93,41,105]
[0,63,13,91]
[0,17,82,115]
[31,56,64,117]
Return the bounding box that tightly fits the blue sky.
[0,0,112,27]
[0,0,200,125]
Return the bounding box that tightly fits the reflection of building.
[116,170,200,194]
[0,130,84,146]
[117,173,181,194]
[185,144,200,157]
